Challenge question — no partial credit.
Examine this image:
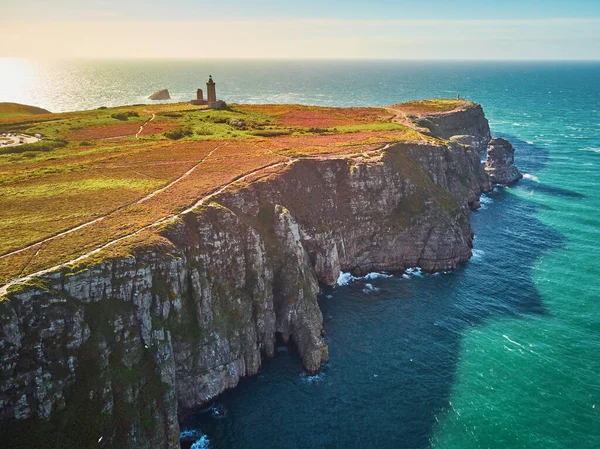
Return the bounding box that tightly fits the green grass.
[0,101,463,286]
[392,99,470,113]
[0,102,50,118]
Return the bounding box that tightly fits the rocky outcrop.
[0,106,497,449]
[415,104,491,154]
[148,89,171,101]
[485,138,523,185]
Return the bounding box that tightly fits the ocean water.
[2,60,599,449]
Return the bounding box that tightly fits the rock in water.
[148,89,171,100]
[485,138,523,184]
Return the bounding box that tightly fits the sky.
[0,0,599,59]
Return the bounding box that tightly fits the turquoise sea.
[2,59,599,449]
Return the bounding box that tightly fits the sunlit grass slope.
[0,99,470,286]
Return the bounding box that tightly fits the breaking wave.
[579,147,600,153]
[523,173,540,182]
[336,271,392,286]
[301,371,326,384]
[180,430,210,449]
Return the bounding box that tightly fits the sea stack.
[148,89,171,100]
[485,138,523,184]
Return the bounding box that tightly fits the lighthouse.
[206,75,217,103]
[190,75,226,109]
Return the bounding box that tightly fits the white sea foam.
[191,436,210,449]
[301,371,326,384]
[405,267,423,277]
[471,249,485,260]
[181,430,204,440]
[402,274,411,280]
[363,272,393,280]
[522,173,540,182]
[480,195,493,204]
[336,272,355,286]
[362,283,380,294]
[579,147,600,153]
[503,334,524,348]
[336,271,391,286]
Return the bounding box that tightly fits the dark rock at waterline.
[485,138,523,185]
[148,89,171,100]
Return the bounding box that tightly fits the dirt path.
[96,111,156,141]
[384,107,417,128]
[0,143,392,296]
[0,142,224,261]
[136,144,226,204]
[136,111,156,139]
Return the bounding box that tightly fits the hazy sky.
[1,0,599,59]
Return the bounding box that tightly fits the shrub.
[251,129,293,137]
[195,126,214,136]
[159,112,183,118]
[228,118,246,129]
[164,126,194,140]
[111,111,139,121]
[80,141,93,146]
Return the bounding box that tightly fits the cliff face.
[416,104,492,154]
[0,108,494,448]
[485,138,523,184]
[148,89,171,101]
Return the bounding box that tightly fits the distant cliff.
[0,103,498,449]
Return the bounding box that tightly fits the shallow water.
[3,59,599,449]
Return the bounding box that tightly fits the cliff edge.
[0,101,505,448]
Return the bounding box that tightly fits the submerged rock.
[485,138,523,185]
[148,89,171,100]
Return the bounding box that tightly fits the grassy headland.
[0,99,470,287]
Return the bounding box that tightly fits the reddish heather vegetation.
[68,123,141,140]
[0,100,467,285]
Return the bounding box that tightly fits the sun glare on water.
[0,59,39,105]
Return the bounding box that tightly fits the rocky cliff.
[0,107,495,449]
[415,104,492,154]
[485,137,523,184]
[148,89,171,101]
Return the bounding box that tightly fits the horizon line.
[3,57,600,62]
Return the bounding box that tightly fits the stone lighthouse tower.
[206,75,216,103]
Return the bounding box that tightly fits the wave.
[181,430,211,449]
[405,267,424,277]
[362,283,380,294]
[191,436,210,449]
[181,430,204,440]
[336,271,392,286]
[471,249,484,262]
[301,371,326,384]
[522,173,540,182]
[337,266,450,285]
[480,194,493,204]
[579,147,600,153]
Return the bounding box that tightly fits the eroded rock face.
[0,108,496,448]
[148,89,171,100]
[416,104,491,154]
[485,138,523,185]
